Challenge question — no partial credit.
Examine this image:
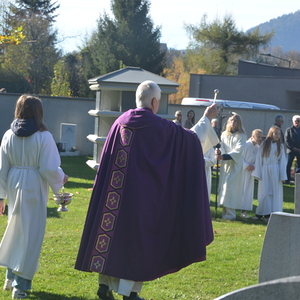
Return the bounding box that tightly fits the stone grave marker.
[60,123,77,153]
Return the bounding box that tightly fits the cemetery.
[0,67,299,299]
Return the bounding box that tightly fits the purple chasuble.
[75,107,213,282]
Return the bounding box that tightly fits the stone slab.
[214,276,300,300]
[60,123,77,152]
[259,212,300,283]
[295,173,300,214]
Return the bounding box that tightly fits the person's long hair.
[224,113,246,137]
[187,110,195,124]
[261,126,281,158]
[14,94,48,131]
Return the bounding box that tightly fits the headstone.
[60,123,77,152]
[259,212,300,283]
[294,173,300,214]
[214,275,300,299]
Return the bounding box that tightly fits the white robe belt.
[11,166,39,170]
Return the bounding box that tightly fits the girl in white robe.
[0,95,68,299]
[240,129,263,218]
[252,126,287,221]
[215,113,246,220]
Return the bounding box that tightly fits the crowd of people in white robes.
[174,110,288,222]
[208,113,288,222]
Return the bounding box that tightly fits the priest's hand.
[204,103,218,120]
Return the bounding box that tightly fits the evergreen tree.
[2,0,60,94]
[84,0,165,78]
[185,14,274,75]
[12,0,59,22]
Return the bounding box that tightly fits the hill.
[248,10,300,52]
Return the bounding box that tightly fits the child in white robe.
[0,95,68,299]
[252,126,287,221]
[240,129,263,218]
[215,113,246,221]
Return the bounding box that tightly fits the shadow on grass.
[211,172,296,224]
[64,181,93,190]
[31,291,88,300]
[210,203,294,225]
[47,206,61,218]
[210,203,266,225]
[210,209,269,226]
[60,156,96,182]
[1,204,63,219]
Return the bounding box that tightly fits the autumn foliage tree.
[163,52,205,104]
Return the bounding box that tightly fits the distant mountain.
[247,10,300,52]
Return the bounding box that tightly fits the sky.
[55,0,300,54]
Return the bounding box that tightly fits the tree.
[0,27,25,47]
[0,0,25,48]
[51,59,71,97]
[286,49,300,69]
[12,0,59,22]
[2,0,61,94]
[163,51,205,104]
[51,52,88,97]
[184,14,274,75]
[257,46,300,69]
[163,55,189,104]
[84,0,166,78]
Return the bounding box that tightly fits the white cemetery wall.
[0,93,299,156]
[0,93,95,156]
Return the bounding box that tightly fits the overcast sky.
[55,0,300,53]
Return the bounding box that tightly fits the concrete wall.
[189,73,300,111]
[238,60,300,77]
[0,93,298,157]
[0,93,95,156]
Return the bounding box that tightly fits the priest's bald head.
[136,80,161,114]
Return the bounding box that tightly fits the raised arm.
[191,104,219,153]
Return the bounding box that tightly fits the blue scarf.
[11,119,39,137]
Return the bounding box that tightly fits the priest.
[75,80,218,300]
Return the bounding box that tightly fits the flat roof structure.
[89,66,179,93]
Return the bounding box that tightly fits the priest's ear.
[151,97,160,114]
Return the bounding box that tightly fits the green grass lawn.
[0,157,295,300]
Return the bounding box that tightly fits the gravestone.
[294,173,300,214]
[215,188,300,299]
[59,123,79,156]
[214,275,300,299]
[259,212,300,283]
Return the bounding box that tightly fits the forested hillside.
[248,10,300,52]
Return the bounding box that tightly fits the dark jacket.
[285,126,300,152]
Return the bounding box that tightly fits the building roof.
[88,66,179,93]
